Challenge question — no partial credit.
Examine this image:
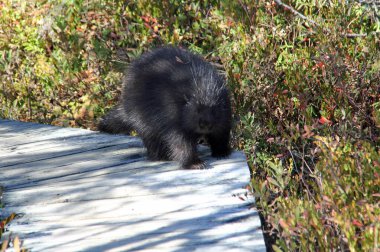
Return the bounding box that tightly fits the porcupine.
[98,46,232,169]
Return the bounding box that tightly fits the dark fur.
[98,47,232,169]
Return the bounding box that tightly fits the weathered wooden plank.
[0,132,136,156]
[8,201,252,223]
[5,179,248,207]
[0,132,138,159]
[3,160,251,210]
[5,219,263,252]
[0,140,143,170]
[4,184,251,212]
[0,119,12,123]
[7,199,252,224]
[0,123,97,147]
[0,119,266,251]
[0,120,49,130]
[0,134,138,167]
[1,147,242,191]
[0,121,68,137]
[4,201,262,252]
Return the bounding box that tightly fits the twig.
[343,31,380,37]
[274,0,380,38]
[273,0,319,26]
[238,0,254,30]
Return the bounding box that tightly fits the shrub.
[254,137,380,251]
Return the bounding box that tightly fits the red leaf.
[318,116,331,125]
[317,62,325,68]
[352,219,364,227]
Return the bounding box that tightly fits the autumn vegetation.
[1,0,379,251]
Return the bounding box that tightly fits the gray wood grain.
[0,119,266,252]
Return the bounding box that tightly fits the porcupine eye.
[199,118,211,131]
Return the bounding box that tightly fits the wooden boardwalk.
[0,119,265,252]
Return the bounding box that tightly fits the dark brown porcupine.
[98,46,232,169]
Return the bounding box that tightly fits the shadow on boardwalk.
[0,120,265,251]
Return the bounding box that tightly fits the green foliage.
[0,0,379,250]
[262,138,380,251]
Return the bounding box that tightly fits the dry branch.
[273,0,379,38]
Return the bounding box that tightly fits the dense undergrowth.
[1,0,379,250]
